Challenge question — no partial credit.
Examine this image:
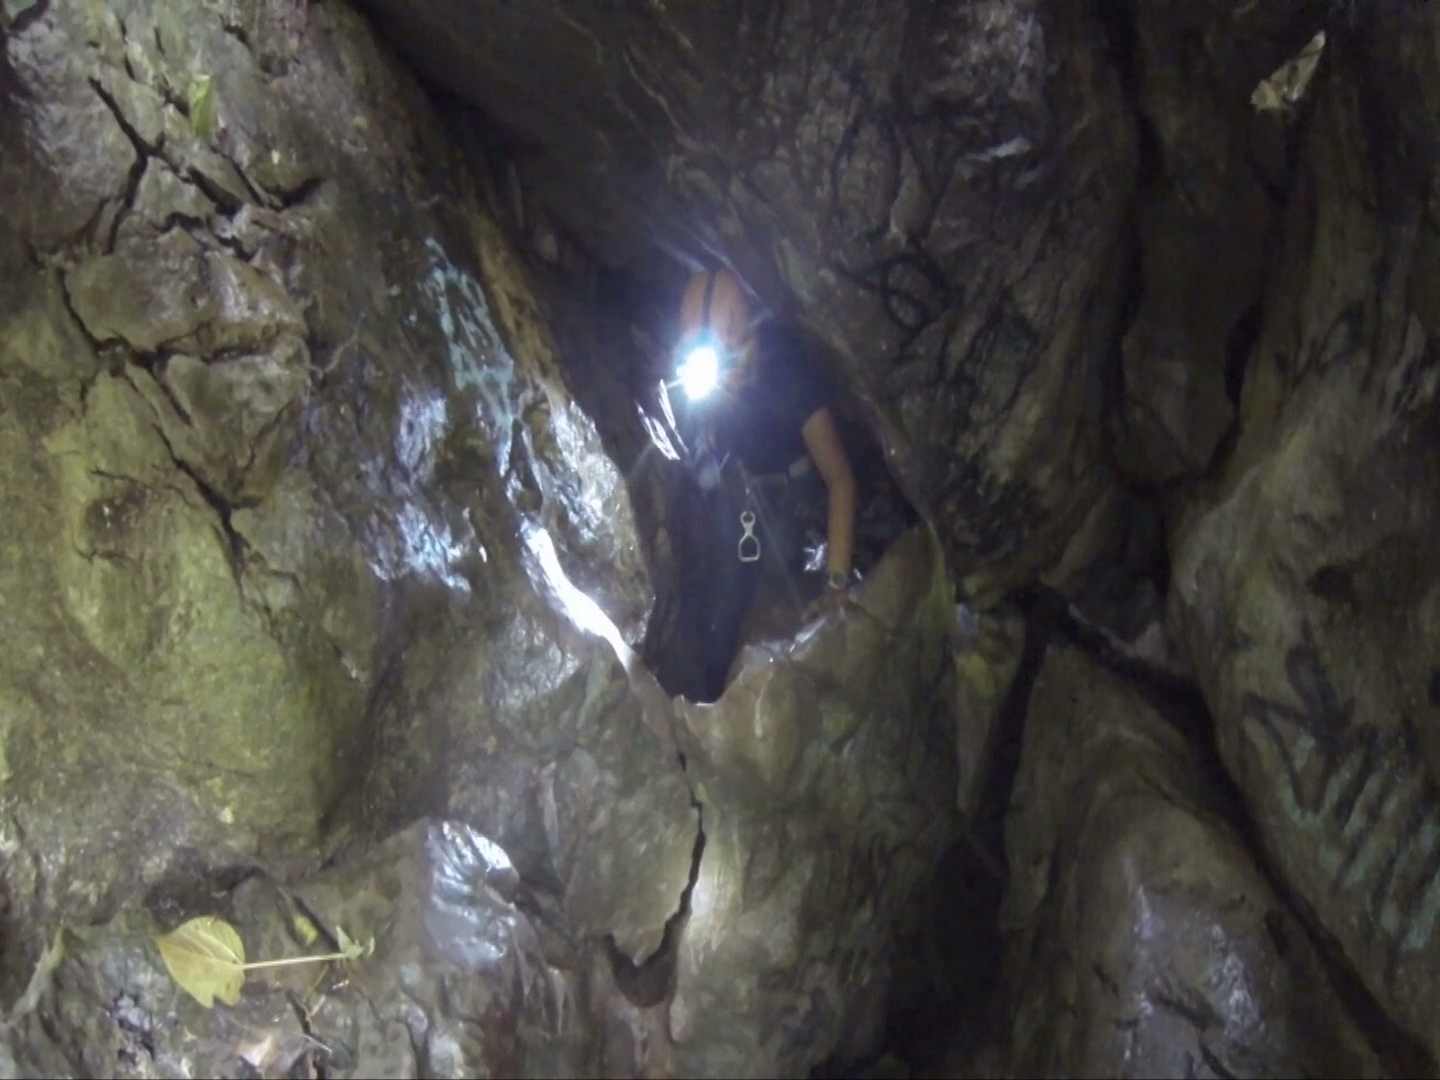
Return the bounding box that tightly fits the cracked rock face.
[0,0,664,1035]
[8,0,1440,1075]
[1109,2,1320,485]
[1002,648,1381,1078]
[352,0,1139,605]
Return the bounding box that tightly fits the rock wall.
[350,0,1140,606]
[1109,1,1319,484]
[8,0,1440,1075]
[670,526,958,1076]
[0,4,965,1076]
[1170,10,1440,1059]
[0,0,679,1060]
[0,0,662,904]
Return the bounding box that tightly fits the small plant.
[154,915,373,1009]
[187,73,215,139]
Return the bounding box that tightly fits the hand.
[804,583,850,621]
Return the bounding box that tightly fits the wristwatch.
[826,570,849,592]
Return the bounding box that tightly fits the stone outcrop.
[8,0,1440,1075]
[1110,2,1322,485]
[1003,647,1381,1078]
[0,821,591,1079]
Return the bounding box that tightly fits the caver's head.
[674,267,755,401]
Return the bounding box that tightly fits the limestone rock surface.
[1112,2,1322,484]
[0,821,591,1079]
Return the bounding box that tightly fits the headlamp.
[676,338,723,401]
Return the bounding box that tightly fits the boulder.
[1003,647,1382,1078]
[668,524,959,1076]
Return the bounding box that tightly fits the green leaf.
[155,916,246,1008]
[187,74,215,139]
[335,924,374,960]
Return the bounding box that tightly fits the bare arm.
[801,407,857,583]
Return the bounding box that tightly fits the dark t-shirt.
[708,319,830,476]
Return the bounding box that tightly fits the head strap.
[700,269,717,333]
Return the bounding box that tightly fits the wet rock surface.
[5,0,1440,1076]
[0,0,680,1065]
[1003,647,1381,1078]
[0,8,969,1076]
[1170,12,1440,1060]
[1109,2,1319,485]
[0,820,589,1079]
[670,525,959,1076]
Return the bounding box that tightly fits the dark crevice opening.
[164,452,248,582]
[263,174,326,211]
[858,594,1051,1076]
[87,77,153,254]
[867,574,1438,1076]
[606,798,706,1008]
[1224,301,1264,407]
[1094,0,1166,195]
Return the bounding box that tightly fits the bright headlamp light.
[676,338,724,401]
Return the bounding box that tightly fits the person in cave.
[663,266,859,702]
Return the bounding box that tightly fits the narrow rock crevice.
[607,796,705,1009]
[972,595,1053,859]
[1223,301,1264,409]
[1092,0,1165,195]
[179,162,247,215]
[213,147,270,208]
[7,0,1440,1075]
[129,385,252,582]
[56,268,110,358]
[159,212,218,243]
[262,174,327,211]
[173,456,248,579]
[87,78,155,253]
[869,596,1050,1075]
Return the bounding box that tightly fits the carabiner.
[737,509,761,562]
